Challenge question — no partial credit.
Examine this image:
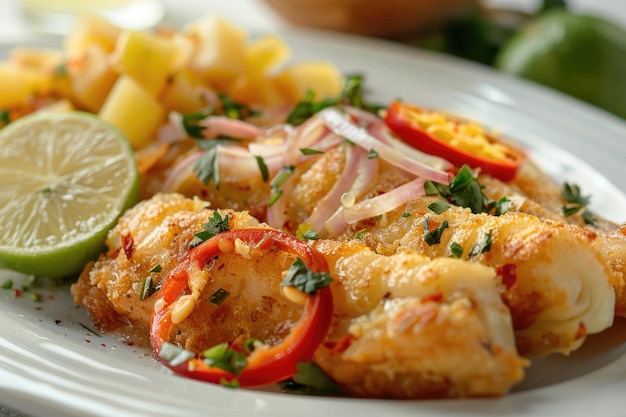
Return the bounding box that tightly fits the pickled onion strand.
[343,177,426,225]
[320,108,450,184]
[306,144,363,234]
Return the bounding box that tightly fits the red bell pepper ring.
[384,101,525,182]
[150,228,334,387]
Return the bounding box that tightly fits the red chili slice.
[384,100,525,182]
[150,228,334,387]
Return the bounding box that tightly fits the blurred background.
[0,0,625,119]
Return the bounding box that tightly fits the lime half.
[0,112,139,277]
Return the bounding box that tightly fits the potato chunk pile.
[0,14,343,149]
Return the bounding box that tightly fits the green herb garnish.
[561,183,596,225]
[190,212,230,248]
[469,231,493,257]
[0,110,10,128]
[367,149,379,159]
[428,200,451,214]
[281,258,332,295]
[449,165,486,214]
[279,362,344,396]
[450,242,464,258]
[300,148,325,155]
[268,165,295,207]
[202,343,248,375]
[254,155,269,182]
[423,217,449,246]
[208,288,230,306]
[1,279,12,290]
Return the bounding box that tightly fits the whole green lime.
[495,10,626,119]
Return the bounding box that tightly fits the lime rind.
[0,111,139,277]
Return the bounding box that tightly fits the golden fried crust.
[73,193,526,398]
[311,239,526,398]
[358,198,617,356]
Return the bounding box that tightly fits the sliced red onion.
[218,145,265,182]
[324,154,379,236]
[320,108,450,184]
[248,142,288,177]
[367,120,452,171]
[342,177,426,225]
[200,116,263,140]
[306,144,363,234]
[160,152,203,192]
[285,116,329,165]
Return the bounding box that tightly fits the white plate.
[2,29,626,417]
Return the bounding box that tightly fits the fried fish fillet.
[72,193,525,398]
[353,197,617,356]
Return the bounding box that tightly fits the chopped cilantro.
[428,200,451,214]
[469,231,493,257]
[268,165,295,207]
[279,362,344,396]
[193,145,220,188]
[401,212,411,218]
[423,217,449,246]
[367,149,379,159]
[561,183,596,225]
[449,165,486,214]
[353,228,367,239]
[562,183,591,206]
[1,279,12,290]
[450,242,464,258]
[218,93,258,120]
[424,180,451,197]
[139,276,153,300]
[208,288,230,306]
[150,264,162,273]
[0,110,10,128]
[190,212,230,248]
[281,258,332,295]
[300,148,325,155]
[285,74,382,126]
[254,155,269,182]
[202,343,248,375]
[182,110,213,138]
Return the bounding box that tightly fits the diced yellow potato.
[72,45,118,112]
[184,15,248,91]
[65,15,122,56]
[161,69,210,113]
[52,45,117,112]
[229,76,285,107]
[9,48,64,74]
[110,30,178,96]
[0,62,52,108]
[274,61,343,104]
[245,35,291,78]
[99,75,164,149]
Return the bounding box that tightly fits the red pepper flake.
[12,288,22,297]
[575,322,587,340]
[121,233,135,260]
[420,292,443,304]
[35,306,43,311]
[497,264,517,290]
[84,339,91,343]
[101,343,107,347]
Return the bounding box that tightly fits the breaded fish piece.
[356,197,617,356]
[72,193,525,398]
[312,239,526,398]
